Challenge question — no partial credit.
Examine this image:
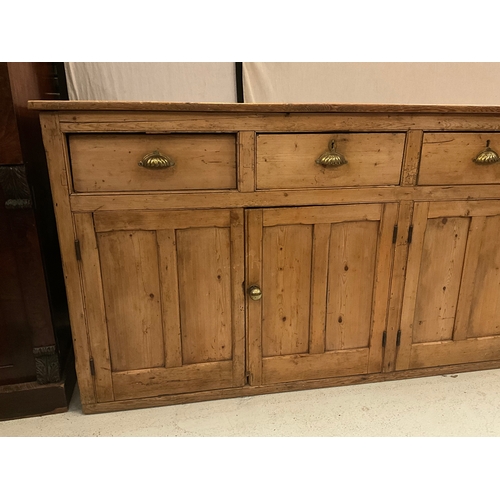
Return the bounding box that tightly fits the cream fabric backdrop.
[65,62,237,102]
[243,63,500,105]
[65,62,500,105]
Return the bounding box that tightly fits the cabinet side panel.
[39,113,96,404]
[262,225,313,357]
[412,217,469,343]
[177,227,233,364]
[97,230,164,371]
[326,221,379,350]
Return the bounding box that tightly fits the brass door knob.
[248,285,262,301]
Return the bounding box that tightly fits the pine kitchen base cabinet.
[30,101,500,414]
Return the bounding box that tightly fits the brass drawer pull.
[138,150,175,169]
[473,140,500,165]
[316,139,347,167]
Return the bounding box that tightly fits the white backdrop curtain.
[65,62,237,102]
[242,62,500,105]
[65,62,500,105]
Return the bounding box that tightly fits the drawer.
[256,133,405,190]
[68,134,237,192]
[419,133,500,185]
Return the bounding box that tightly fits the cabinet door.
[397,201,500,370]
[247,203,398,385]
[75,209,245,403]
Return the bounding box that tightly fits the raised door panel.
[261,224,313,357]
[247,203,398,386]
[397,201,500,371]
[98,230,164,372]
[75,209,245,402]
[325,221,379,351]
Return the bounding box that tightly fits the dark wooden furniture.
[0,62,75,420]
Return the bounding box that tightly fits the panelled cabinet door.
[74,209,245,403]
[247,203,398,385]
[397,201,500,370]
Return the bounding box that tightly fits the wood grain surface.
[257,133,405,189]
[35,102,500,414]
[69,134,237,192]
[28,100,500,114]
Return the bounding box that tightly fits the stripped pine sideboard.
[30,101,500,414]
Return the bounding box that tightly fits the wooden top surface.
[27,100,500,114]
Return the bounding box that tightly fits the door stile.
[367,202,399,373]
[383,200,414,372]
[246,209,263,385]
[396,202,429,371]
[74,212,114,402]
[230,209,246,386]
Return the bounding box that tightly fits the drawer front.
[69,134,237,192]
[419,133,500,185]
[256,133,405,190]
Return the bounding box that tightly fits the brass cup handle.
[138,150,175,169]
[316,139,348,167]
[248,285,262,301]
[473,140,500,165]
